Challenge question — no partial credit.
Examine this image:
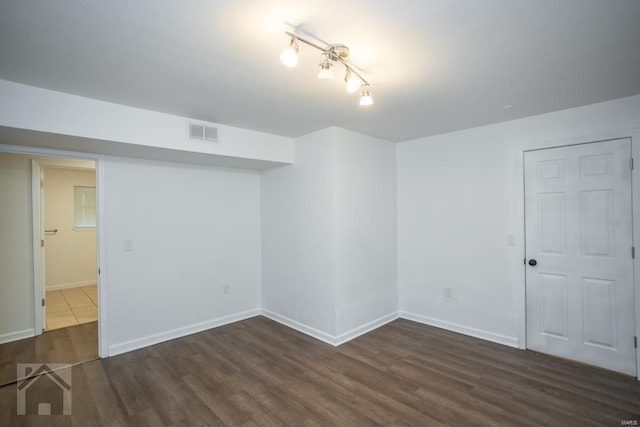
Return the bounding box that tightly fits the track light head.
[318,53,334,79]
[359,85,373,106]
[280,36,299,68]
[344,68,361,93]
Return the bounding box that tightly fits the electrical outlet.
[443,287,454,299]
[124,240,133,252]
[223,284,230,295]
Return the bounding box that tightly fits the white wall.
[261,128,336,337]
[397,94,640,346]
[333,128,397,336]
[261,127,398,343]
[105,156,262,355]
[0,153,34,343]
[44,167,97,290]
[0,79,293,168]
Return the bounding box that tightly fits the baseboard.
[261,309,399,347]
[261,309,337,346]
[399,311,519,348]
[334,312,399,346]
[108,308,261,357]
[46,281,96,291]
[0,329,35,345]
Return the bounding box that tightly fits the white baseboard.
[261,309,337,346]
[46,281,96,291]
[399,311,519,348]
[261,309,399,347]
[106,309,519,357]
[334,312,399,346]
[108,308,261,357]
[0,329,35,344]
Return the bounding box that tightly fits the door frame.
[0,143,108,358]
[513,127,640,378]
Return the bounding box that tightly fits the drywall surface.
[0,79,293,167]
[0,153,35,343]
[333,128,398,336]
[43,167,97,289]
[261,127,398,341]
[104,156,262,354]
[397,94,640,344]
[260,128,336,336]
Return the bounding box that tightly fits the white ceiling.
[1,0,639,142]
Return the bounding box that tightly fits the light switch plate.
[124,240,133,252]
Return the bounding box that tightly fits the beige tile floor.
[45,285,97,331]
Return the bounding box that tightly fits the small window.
[74,186,96,228]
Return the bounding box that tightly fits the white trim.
[399,311,519,348]
[261,309,337,346]
[0,143,108,358]
[513,127,640,379]
[632,129,640,379]
[334,312,399,346]
[108,309,261,357]
[0,329,35,345]
[31,160,44,335]
[46,281,97,291]
[261,309,400,346]
[96,157,108,358]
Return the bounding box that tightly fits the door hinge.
[633,246,636,259]
[41,239,44,248]
[41,298,45,307]
[98,268,101,275]
[635,336,637,349]
[40,180,44,188]
[631,158,634,170]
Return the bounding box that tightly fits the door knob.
[528,259,537,266]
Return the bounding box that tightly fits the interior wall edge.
[399,311,520,348]
[45,281,97,291]
[261,309,337,346]
[0,329,34,345]
[262,308,400,347]
[333,312,399,346]
[107,308,261,357]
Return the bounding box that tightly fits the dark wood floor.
[1,316,639,426]
[0,321,98,386]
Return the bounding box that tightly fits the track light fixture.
[280,31,373,106]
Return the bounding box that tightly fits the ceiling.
[1,0,639,143]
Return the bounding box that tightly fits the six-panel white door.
[524,138,635,376]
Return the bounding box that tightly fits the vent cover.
[188,122,219,143]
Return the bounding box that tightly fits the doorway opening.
[38,163,97,331]
[0,148,104,386]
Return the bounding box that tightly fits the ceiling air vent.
[187,122,219,144]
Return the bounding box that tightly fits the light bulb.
[346,75,361,93]
[280,48,298,67]
[359,86,373,106]
[280,36,298,68]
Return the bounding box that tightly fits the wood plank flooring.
[1,317,638,426]
[0,321,97,386]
